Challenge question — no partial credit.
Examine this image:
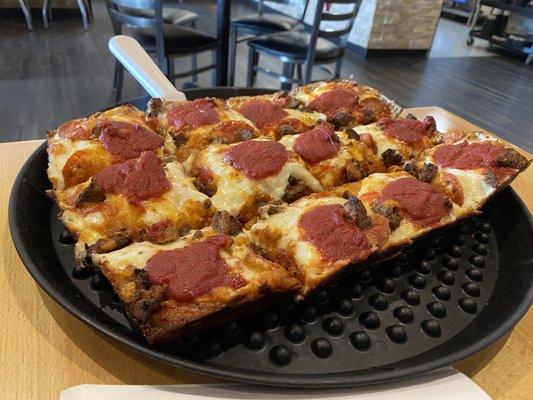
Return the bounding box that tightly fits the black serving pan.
[9,88,533,387]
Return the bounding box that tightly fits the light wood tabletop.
[1,107,531,400]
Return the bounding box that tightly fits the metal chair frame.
[247,0,361,90]
[228,0,309,85]
[42,0,92,30]
[18,0,33,30]
[105,0,217,101]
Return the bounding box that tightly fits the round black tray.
[9,88,533,387]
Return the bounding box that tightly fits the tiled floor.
[430,18,495,58]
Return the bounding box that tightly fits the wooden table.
[1,107,531,400]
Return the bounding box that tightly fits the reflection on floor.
[430,18,494,58]
[0,0,531,151]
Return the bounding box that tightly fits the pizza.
[92,228,301,344]
[146,97,259,162]
[226,92,326,139]
[416,130,530,211]
[289,79,402,128]
[47,105,171,190]
[45,80,531,345]
[53,151,211,261]
[247,172,466,295]
[191,138,323,220]
[278,123,383,189]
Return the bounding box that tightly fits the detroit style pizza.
[45,80,530,345]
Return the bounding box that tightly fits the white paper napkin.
[60,368,491,400]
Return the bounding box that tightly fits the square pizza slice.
[191,138,323,221]
[47,104,172,190]
[226,93,326,139]
[91,228,301,344]
[339,114,440,169]
[247,171,466,295]
[53,151,211,261]
[278,123,384,189]
[289,79,402,129]
[414,130,531,211]
[146,97,260,162]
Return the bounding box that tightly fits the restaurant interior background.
[1,0,532,151]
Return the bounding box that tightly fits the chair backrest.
[104,0,166,69]
[258,0,309,23]
[304,0,361,81]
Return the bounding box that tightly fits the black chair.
[105,0,220,102]
[246,0,361,90]
[228,0,309,86]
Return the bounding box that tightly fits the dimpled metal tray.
[9,89,533,387]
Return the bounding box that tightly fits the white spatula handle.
[108,35,186,102]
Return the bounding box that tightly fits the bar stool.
[246,0,361,90]
[105,0,220,102]
[228,0,309,86]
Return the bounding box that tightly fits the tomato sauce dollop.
[93,151,170,204]
[378,116,435,145]
[380,177,450,227]
[224,140,288,179]
[238,99,287,129]
[167,99,220,130]
[293,124,340,165]
[97,120,164,162]
[307,88,359,118]
[433,141,503,170]
[146,235,246,302]
[299,204,371,262]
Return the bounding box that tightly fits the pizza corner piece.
[47,104,173,191]
[53,151,211,262]
[91,228,301,344]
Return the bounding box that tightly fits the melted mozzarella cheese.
[142,162,208,225]
[47,139,102,190]
[200,141,322,216]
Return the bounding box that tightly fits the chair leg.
[42,0,50,28]
[228,26,238,86]
[75,0,89,30]
[303,60,313,84]
[18,0,33,30]
[113,60,120,90]
[189,20,198,85]
[333,58,343,79]
[115,63,124,103]
[296,63,303,84]
[167,58,176,86]
[246,47,259,87]
[211,49,218,87]
[281,62,295,90]
[84,0,93,22]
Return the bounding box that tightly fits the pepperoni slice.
[433,141,504,170]
[380,177,450,227]
[238,99,287,129]
[167,99,220,130]
[146,235,246,302]
[293,124,340,165]
[57,119,91,140]
[299,204,371,262]
[96,120,164,162]
[307,88,359,118]
[224,140,288,179]
[93,151,170,204]
[378,116,436,145]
